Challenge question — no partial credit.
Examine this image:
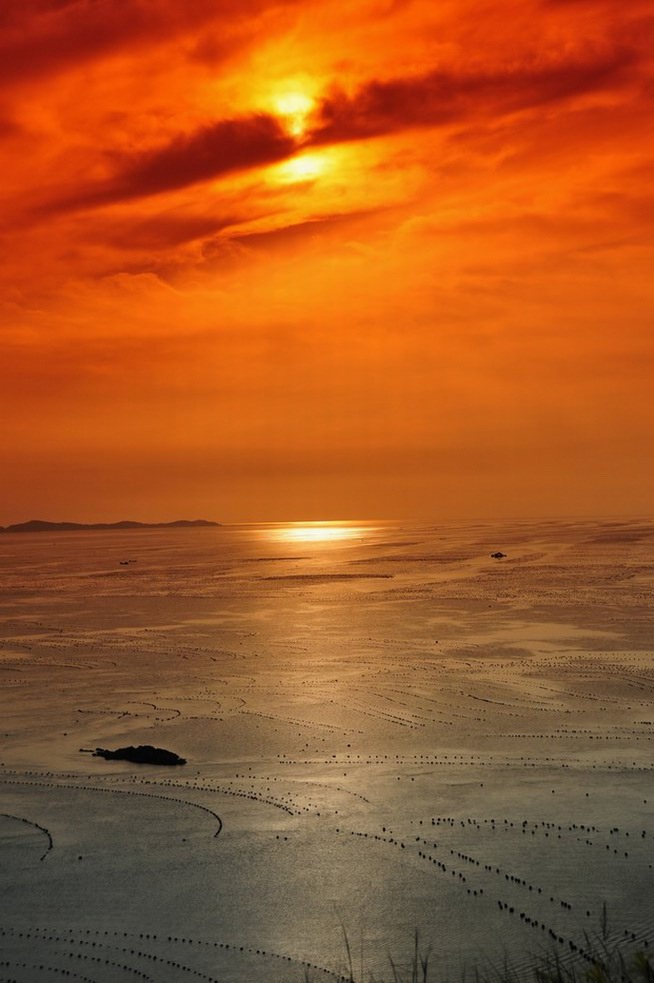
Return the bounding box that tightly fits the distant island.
[0,519,221,533]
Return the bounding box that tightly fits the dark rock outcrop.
[490,551,506,558]
[85,745,187,765]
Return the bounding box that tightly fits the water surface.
[1,518,653,981]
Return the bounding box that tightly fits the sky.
[1,0,653,523]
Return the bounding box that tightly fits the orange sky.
[1,0,653,522]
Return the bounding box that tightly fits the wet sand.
[0,519,653,981]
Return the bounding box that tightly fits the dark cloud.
[99,214,242,251]
[308,45,640,145]
[44,115,297,213]
[233,209,381,253]
[27,35,646,218]
[0,0,299,84]
[0,115,20,139]
[540,0,646,5]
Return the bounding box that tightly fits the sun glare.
[276,152,326,183]
[271,522,367,543]
[274,91,314,137]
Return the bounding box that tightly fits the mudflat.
[0,519,652,981]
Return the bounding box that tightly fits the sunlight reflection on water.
[264,521,376,544]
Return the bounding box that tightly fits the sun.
[273,90,315,137]
[276,152,326,183]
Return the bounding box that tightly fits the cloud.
[0,0,302,85]
[43,115,297,213]
[0,115,20,139]
[98,214,242,252]
[308,44,640,144]
[232,209,381,253]
[35,40,640,218]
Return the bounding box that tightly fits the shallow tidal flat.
[0,519,653,982]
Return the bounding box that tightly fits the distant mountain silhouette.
[0,519,221,533]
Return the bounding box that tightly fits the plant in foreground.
[307,914,653,983]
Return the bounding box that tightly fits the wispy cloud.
[42,115,297,214]
[2,0,653,519]
[309,44,639,144]
[0,0,302,84]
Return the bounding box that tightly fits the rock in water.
[88,745,186,765]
